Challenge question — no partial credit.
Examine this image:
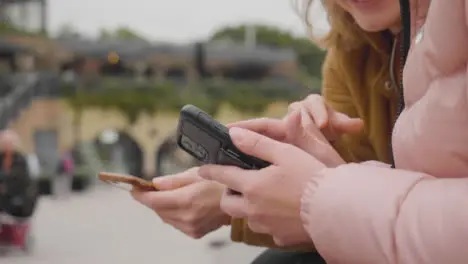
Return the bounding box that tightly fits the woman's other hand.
[199,127,326,246]
[229,95,363,167]
[131,167,230,239]
[288,94,363,141]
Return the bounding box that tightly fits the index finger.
[229,127,300,165]
[227,118,286,141]
[301,95,329,128]
[198,165,255,193]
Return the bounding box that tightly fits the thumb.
[152,167,201,190]
[329,112,364,134]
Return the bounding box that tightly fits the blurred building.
[0,0,49,73]
[0,0,47,34]
[1,15,303,178]
[52,38,299,83]
[1,35,299,82]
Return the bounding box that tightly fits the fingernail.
[318,119,328,129]
[229,127,246,143]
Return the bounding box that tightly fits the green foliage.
[56,23,81,39]
[0,22,21,34]
[211,24,326,79]
[63,80,313,123]
[212,25,297,47]
[99,26,148,41]
[0,22,46,37]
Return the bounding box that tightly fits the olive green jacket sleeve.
[321,49,379,163]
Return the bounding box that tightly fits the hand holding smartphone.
[176,104,271,169]
[176,105,271,195]
[98,172,158,192]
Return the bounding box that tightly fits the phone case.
[176,104,270,170]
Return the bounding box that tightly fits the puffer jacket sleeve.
[300,163,468,264]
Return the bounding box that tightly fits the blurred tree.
[99,26,148,41]
[99,29,112,40]
[57,23,81,38]
[0,22,43,36]
[211,24,326,79]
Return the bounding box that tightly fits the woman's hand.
[229,95,363,167]
[199,127,326,246]
[131,167,231,239]
[288,94,363,141]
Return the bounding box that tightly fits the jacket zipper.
[390,0,411,168]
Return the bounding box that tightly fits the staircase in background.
[0,72,63,130]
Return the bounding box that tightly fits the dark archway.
[222,62,270,80]
[60,57,85,73]
[0,52,16,72]
[93,130,144,178]
[166,67,186,83]
[155,134,200,177]
[99,60,130,76]
[144,67,155,78]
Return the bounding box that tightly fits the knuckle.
[177,195,194,209]
[273,236,286,246]
[277,142,294,155]
[148,200,162,211]
[245,203,260,219]
[247,218,269,234]
[182,213,199,225]
[306,94,322,102]
[182,202,204,224]
[249,135,270,156]
[250,137,261,153]
[219,196,231,212]
[245,206,256,220]
[243,180,260,196]
[186,226,205,239]
[246,219,259,231]
[288,102,300,112]
[190,233,204,239]
[160,217,172,225]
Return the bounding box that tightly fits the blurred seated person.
[0,130,38,218]
[0,130,28,177]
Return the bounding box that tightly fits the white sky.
[46,0,329,43]
[5,0,329,43]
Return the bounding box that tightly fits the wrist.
[300,168,327,234]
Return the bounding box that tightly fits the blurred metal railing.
[0,72,63,130]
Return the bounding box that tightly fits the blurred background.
[0,0,327,263]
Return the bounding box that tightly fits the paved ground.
[0,184,264,264]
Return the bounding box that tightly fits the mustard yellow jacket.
[230,47,399,248]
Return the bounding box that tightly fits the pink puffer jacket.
[300,0,468,263]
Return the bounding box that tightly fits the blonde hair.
[295,0,393,88]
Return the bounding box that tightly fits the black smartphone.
[176,104,271,171]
